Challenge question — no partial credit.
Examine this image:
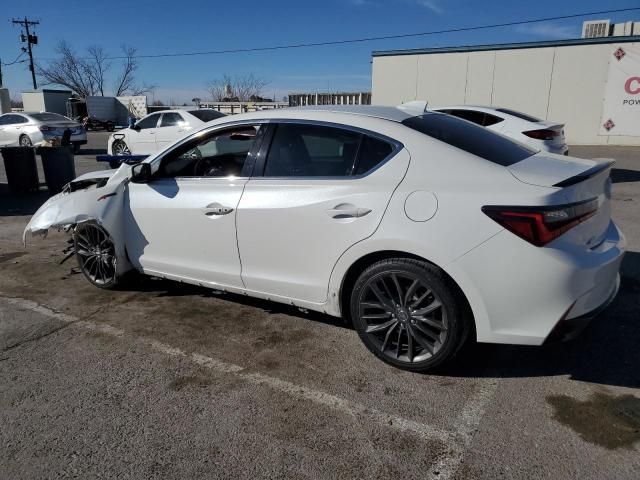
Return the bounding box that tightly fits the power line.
[1,52,27,66]
[101,7,640,60]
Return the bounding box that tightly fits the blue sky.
[1,0,638,103]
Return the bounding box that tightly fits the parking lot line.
[1,294,497,479]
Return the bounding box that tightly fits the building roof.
[372,35,640,57]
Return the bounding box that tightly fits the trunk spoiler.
[553,159,615,188]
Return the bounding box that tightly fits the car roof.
[288,105,415,122]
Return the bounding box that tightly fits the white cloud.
[415,0,443,14]
[516,23,578,39]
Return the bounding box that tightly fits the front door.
[130,113,161,154]
[155,112,191,150]
[237,122,409,304]
[124,122,263,288]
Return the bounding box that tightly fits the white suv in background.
[432,106,569,155]
[107,109,225,155]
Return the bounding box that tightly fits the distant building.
[288,92,371,107]
[371,32,640,145]
[582,19,640,38]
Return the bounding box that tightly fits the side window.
[264,124,361,177]
[160,112,184,127]
[3,114,26,125]
[354,136,394,175]
[448,109,486,126]
[136,113,160,130]
[0,115,10,125]
[158,125,259,178]
[482,113,504,127]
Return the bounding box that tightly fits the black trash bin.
[1,147,39,194]
[40,146,76,194]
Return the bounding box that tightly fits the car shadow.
[78,148,107,155]
[436,251,640,389]
[121,274,350,330]
[611,168,640,184]
[0,183,51,216]
[118,251,640,389]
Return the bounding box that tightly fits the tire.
[19,135,32,147]
[350,258,471,372]
[74,223,119,289]
[106,122,115,132]
[111,140,130,156]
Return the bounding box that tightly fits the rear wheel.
[74,223,119,289]
[350,258,470,372]
[19,135,32,147]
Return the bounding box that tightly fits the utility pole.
[12,17,39,89]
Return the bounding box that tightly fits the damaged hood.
[23,166,131,245]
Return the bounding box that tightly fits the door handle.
[327,203,372,219]
[202,202,234,216]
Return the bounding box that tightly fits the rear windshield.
[494,108,542,123]
[189,110,226,122]
[402,113,536,166]
[30,113,70,122]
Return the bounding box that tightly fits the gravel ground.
[0,135,638,479]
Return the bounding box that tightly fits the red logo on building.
[625,77,640,95]
[603,119,615,131]
[613,48,626,61]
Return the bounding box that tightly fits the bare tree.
[37,42,152,97]
[207,73,269,102]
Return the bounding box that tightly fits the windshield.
[30,113,72,122]
[402,113,536,166]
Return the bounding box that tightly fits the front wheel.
[111,139,130,156]
[74,223,119,289]
[350,258,471,372]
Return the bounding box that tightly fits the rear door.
[130,113,161,154]
[236,121,409,303]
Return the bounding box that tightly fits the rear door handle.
[327,203,372,219]
[202,202,234,216]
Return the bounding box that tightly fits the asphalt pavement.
[0,135,638,479]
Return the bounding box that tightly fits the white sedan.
[24,105,624,371]
[107,109,225,155]
[432,105,569,155]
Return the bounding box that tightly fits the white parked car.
[432,106,569,155]
[24,105,624,371]
[107,109,225,155]
[0,112,87,152]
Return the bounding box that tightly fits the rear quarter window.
[402,113,536,166]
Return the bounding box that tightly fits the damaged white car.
[24,106,624,372]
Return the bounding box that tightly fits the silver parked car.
[0,112,87,153]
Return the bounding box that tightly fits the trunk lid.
[508,153,615,248]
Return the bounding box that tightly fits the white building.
[372,35,640,145]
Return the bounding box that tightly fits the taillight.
[39,125,53,132]
[523,129,560,141]
[482,199,599,246]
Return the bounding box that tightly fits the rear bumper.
[544,273,620,343]
[453,220,625,345]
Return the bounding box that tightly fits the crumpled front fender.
[23,167,133,275]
